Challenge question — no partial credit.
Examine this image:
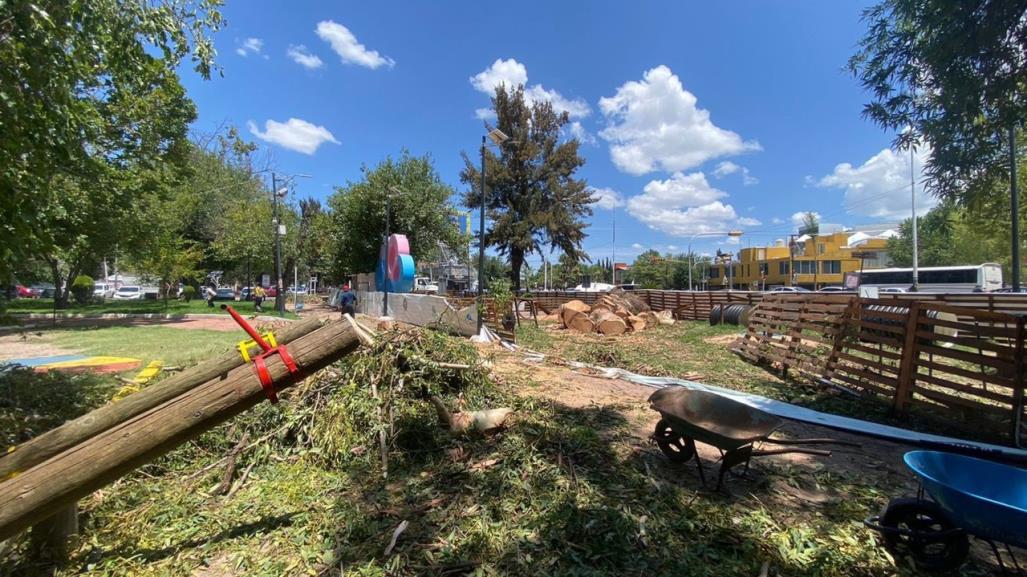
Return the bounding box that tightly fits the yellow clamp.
[237,331,277,363]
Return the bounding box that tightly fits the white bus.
[854,264,1003,293]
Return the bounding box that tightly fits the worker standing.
[339,284,356,317]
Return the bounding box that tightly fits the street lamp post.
[267,172,310,315]
[688,230,743,290]
[476,128,509,335]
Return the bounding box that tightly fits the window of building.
[795,260,816,274]
[821,260,841,274]
[709,267,720,278]
[778,261,789,275]
[818,244,826,255]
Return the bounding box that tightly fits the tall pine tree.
[460,85,592,291]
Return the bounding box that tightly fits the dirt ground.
[491,349,917,494]
[0,331,79,361]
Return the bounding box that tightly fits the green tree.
[799,212,820,236]
[630,250,666,289]
[849,0,1027,199]
[327,152,463,279]
[0,0,222,284]
[460,85,593,291]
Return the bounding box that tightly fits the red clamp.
[222,305,302,403]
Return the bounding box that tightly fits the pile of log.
[557,290,675,336]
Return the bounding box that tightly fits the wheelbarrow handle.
[762,437,861,448]
[752,447,832,457]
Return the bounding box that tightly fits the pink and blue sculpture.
[376,233,415,293]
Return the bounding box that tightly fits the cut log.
[559,300,592,332]
[0,316,362,542]
[655,310,675,325]
[627,315,647,332]
[638,311,659,330]
[0,316,324,480]
[591,309,627,335]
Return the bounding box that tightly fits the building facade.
[706,229,893,290]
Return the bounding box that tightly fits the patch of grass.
[47,326,244,367]
[4,298,296,319]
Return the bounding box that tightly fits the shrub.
[70,275,94,305]
[182,285,196,302]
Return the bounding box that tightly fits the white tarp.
[355,291,477,336]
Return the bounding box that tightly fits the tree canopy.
[849,0,1027,200]
[0,0,223,284]
[327,152,464,281]
[460,85,593,291]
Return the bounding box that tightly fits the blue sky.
[181,0,934,270]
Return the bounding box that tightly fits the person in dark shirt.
[339,284,356,316]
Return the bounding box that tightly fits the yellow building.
[706,230,892,289]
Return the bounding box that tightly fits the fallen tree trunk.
[591,309,627,335]
[0,316,361,542]
[0,317,324,480]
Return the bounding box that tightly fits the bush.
[182,285,196,302]
[70,275,94,305]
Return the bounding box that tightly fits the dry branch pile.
[557,290,674,335]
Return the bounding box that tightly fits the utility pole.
[1012,125,1021,292]
[271,172,285,315]
[476,135,486,334]
[789,234,796,287]
[911,145,920,291]
[611,209,616,285]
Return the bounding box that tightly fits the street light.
[476,128,510,335]
[269,172,311,315]
[688,230,742,291]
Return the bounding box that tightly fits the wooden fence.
[733,294,1027,446]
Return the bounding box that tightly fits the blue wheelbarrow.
[865,450,1027,573]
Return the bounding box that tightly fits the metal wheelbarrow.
[648,387,857,490]
[865,450,1027,574]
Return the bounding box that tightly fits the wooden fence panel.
[732,293,1027,446]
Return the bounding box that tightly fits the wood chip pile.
[557,291,675,335]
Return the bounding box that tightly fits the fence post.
[691,291,697,320]
[1012,317,1025,446]
[781,298,806,379]
[894,300,923,415]
[823,298,857,382]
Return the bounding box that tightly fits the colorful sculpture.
[376,233,415,293]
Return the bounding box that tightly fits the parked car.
[30,283,56,298]
[15,284,35,298]
[878,287,908,293]
[287,285,310,295]
[240,286,254,301]
[817,286,852,293]
[113,285,143,300]
[94,282,116,299]
[265,286,278,298]
[768,286,810,293]
[214,287,237,301]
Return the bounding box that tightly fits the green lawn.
[5,298,295,318]
[48,325,244,367]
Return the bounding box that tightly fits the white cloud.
[791,211,820,226]
[470,58,590,120]
[714,161,759,185]
[568,121,596,145]
[631,242,644,250]
[248,118,340,155]
[667,245,679,251]
[237,37,263,57]
[316,20,394,69]
[588,186,624,210]
[287,45,323,70]
[725,236,741,245]
[626,171,740,236]
[713,161,740,178]
[599,65,760,175]
[737,217,761,226]
[814,147,935,219]
[771,217,784,225]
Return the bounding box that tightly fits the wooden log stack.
[557,290,672,336]
[0,316,365,543]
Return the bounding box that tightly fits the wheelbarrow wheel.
[877,497,968,573]
[653,419,695,463]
